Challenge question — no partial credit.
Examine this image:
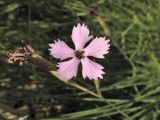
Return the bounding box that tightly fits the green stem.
[95,15,132,120]
[96,15,111,36]
[94,80,103,98]
[26,53,131,119]
[27,53,100,98]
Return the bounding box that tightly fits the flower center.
[75,50,84,59]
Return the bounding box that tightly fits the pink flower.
[49,23,110,80]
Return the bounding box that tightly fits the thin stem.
[27,53,56,70]
[101,97,131,120]
[27,53,100,98]
[50,71,130,119]
[50,72,131,119]
[94,80,103,98]
[26,53,131,119]
[96,16,111,36]
[95,15,132,120]
[49,71,100,98]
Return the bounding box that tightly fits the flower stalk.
[94,80,103,98]
[96,16,111,36]
[90,4,110,36]
[27,52,101,98]
[93,11,132,120]
[25,52,132,119]
[7,41,102,98]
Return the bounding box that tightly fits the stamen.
[75,50,84,59]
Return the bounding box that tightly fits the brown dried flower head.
[8,40,35,66]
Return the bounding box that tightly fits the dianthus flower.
[49,23,110,80]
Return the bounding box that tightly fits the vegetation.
[0,0,160,119]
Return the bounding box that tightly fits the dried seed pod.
[8,40,35,66]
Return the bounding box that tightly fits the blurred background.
[0,0,160,120]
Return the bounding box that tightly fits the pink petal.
[81,57,105,80]
[57,57,80,80]
[71,23,92,50]
[84,37,110,58]
[49,40,75,60]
